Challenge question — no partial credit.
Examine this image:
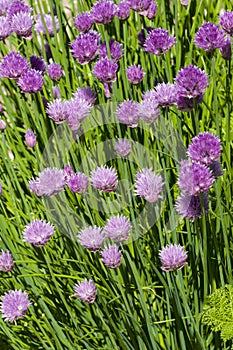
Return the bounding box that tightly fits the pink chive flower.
[90,166,118,192]
[0,251,14,272]
[135,168,164,202]
[103,215,131,242]
[25,129,36,148]
[23,220,54,247]
[115,139,131,158]
[0,289,31,323]
[78,226,105,252]
[159,244,188,271]
[74,279,97,304]
[101,245,122,268]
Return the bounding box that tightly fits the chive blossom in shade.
[67,173,89,194]
[126,64,145,84]
[116,100,140,127]
[99,39,123,61]
[135,168,164,202]
[23,220,54,247]
[47,63,63,80]
[30,55,47,73]
[115,1,130,20]
[29,168,66,197]
[115,139,131,158]
[70,30,101,64]
[219,10,233,36]
[128,0,151,13]
[93,57,118,83]
[154,82,178,107]
[11,12,33,38]
[0,290,31,323]
[90,166,118,192]
[17,69,44,94]
[0,251,14,272]
[176,94,204,112]
[72,87,96,106]
[138,98,159,124]
[34,14,60,36]
[220,36,232,60]
[74,279,97,304]
[103,215,131,242]
[63,165,75,183]
[144,28,175,55]
[25,129,36,148]
[0,16,12,40]
[177,160,214,195]
[175,192,209,222]
[209,160,224,178]
[65,97,91,131]
[194,22,225,52]
[78,226,105,252]
[46,99,69,124]
[101,245,122,269]
[91,0,116,24]
[144,0,158,19]
[7,1,32,21]
[74,12,93,32]
[159,244,188,271]
[0,52,29,79]
[187,132,222,165]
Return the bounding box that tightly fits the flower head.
[128,0,151,13]
[73,87,96,106]
[176,94,204,112]
[0,0,14,16]
[29,168,66,197]
[0,289,31,323]
[70,30,100,64]
[116,100,140,127]
[154,82,177,107]
[47,63,63,81]
[187,132,222,165]
[7,1,32,21]
[17,69,44,93]
[177,160,214,195]
[11,12,33,38]
[101,245,122,268]
[99,39,123,61]
[144,28,175,55]
[159,244,188,271]
[67,173,88,193]
[93,57,118,83]
[23,220,54,247]
[220,36,232,60]
[63,165,74,183]
[135,168,164,202]
[219,10,233,36]
[46,99,68,124]
[74,12,93,32]
[30,55,47,73]
[144,0,158,19]
[126,64,145,84]
[104,215,131,242]
[25,129,36,148]
[65,97,91,130]
[115,139,131,158]
[0,251,14,272]
[91,0,116,24]
[194,22,225,52]
[138,98,159,124]
[74,279,97,304]
[0,52,29,79]
[175,192,209,222]
[35,14,59,36]
[0,16,12,40]
[78,226,105,252]
[116,2,130,20]
[209,160,224,178]
[0,119,6,130]
[90,166,118,192]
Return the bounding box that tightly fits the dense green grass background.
[0,0,233,349]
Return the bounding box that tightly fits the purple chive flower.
[91,0,116,24]
[0,251,14,272]
[0,16,12,40]
[52,86,61,99]
[73,87,96,106]
[11,12,33,38]
[70,30,100,64]
[126,64,145,84]
[116,1,130,20]
[139,94,159,123]
[74,12,93,32]
[175,192,209,222]
[144,28,175,55]
[46,99,68,124]
[154,83,177,107]
[63,164,74,183]
[137,27,153,46]
[177,160,214,195]
[116,100,140,127]
[0,0,14,16]
[175,65,209,99]
[180,0,189,5]
[187,132,221,165]
[23,220,54,247]
[67,173,88,194]
[30,55,47,73]
[103,215,131,242]
[99,39,123,61]
[35,14,59,36]
[90,166,118,192]
[0,52,29,79]
[159,244,188,271]
[135,168,164,203]
[209,160,224,178]
[101,245,122,269]
[0,290,31,323]
[47,63,63,81]
[7,1,32,21]
[17,69,44,94]
[79,226,105,252]
[194,22,225,52]
[93,57,118,83]
[128,0,151,13]
[25,129,36,148]
[219,10,233,36]
[115,139,131,158]
[0,120,6,130]
[220,36,232,60]
[176,95,204,112]
[144,0,158,19]
[29,168,66,197]
[65,97,91,131]
[74,279,97,304]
